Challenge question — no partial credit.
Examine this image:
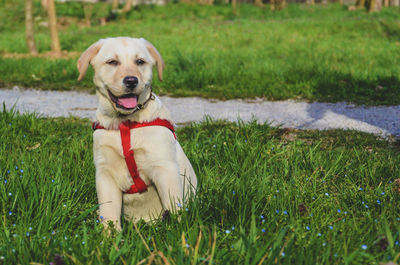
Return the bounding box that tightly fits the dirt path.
[1,87,399,138]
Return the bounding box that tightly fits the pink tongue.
[118,96,137,109]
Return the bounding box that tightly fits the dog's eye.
[136,59,145,65]
[106,59,119,66]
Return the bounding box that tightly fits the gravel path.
[1,87,400,138]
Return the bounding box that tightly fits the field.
[1,1,400,264]
[1,3,400,104]
[0,109,400,264]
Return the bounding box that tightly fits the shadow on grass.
[301,72,400,136]
[312,72,400,106]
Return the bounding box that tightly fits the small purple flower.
[281,252,285,257]
[359,187,363,191]
[283,210,288,215]
[377,200,381,205]
[317,233,322,237]
[260,215,264,219]
[26,232,30,237]
[261,228,266,233]
[361,245,367,250]
[325,192,329,196]
[306,226,310,230]
[328,225,333,230]
[8,211,12,215]
[177,203,182,208]
[15,166,18,170]
[276,209,279,214]
[232,191,235,195]
[337,209,341,213]
[225,230,231,234]
[20,169,23,173]
[381,192,385,195]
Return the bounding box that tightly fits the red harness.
[92,118,176,194]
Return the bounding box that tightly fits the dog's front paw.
[99,216,122,232]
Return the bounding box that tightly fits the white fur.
[78,37,197,230]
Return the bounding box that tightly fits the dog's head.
[77,37,164,115]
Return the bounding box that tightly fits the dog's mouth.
[108,90,139,110]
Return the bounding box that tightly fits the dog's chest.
[93,126,175,191]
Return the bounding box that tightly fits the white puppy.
[77,37,197,230]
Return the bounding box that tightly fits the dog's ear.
[140,38,165,81]
[77,40,103,81]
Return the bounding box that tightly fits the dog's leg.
[96,171,123,231]
[149,162,184,212]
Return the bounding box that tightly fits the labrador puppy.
[77,37,197,230]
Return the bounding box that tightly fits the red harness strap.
[92,118,176,194]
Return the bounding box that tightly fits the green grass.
[1,108,400,264]
[1,3,400,104]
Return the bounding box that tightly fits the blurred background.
[1,0,400,105]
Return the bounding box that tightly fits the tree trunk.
[83,4,93,27]
[47,0,61,53]
[123,0,133,12]
[368,0,376,11]
[112,0,119,11]
[356,0,365,7]
[41,0,48,9]
[279,0,286,10]
[368,0,382,11]
[25,0,37,54]
[390,0,399,6]
[255,0,264,7]
[232,0,238,15]
[384,0,389,6]
[272,0,285,10]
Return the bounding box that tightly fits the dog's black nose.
[123,76,139,89]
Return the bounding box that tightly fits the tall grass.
[1,109,400,264]
[1,4,400,104]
